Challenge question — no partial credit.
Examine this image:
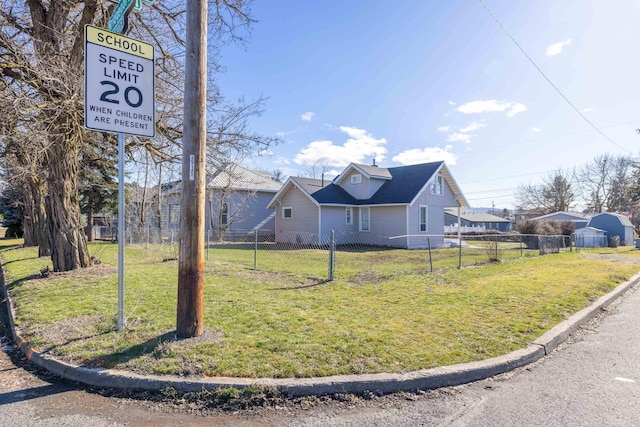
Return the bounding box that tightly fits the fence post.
[328,230,335,281]
[206,228,210,261]
[254,229,258,270]
[458,237,462,269]
[495,234,498,260]
[427,236,433,272]
[520,235,523,257]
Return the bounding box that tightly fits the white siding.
[407,174,458,237]
[320,206,357,234]
[274,186,319,243]
[340,171,386,200]
[341,171,370,199]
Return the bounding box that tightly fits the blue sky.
[214,0,640,209]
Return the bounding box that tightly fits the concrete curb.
[3,266,640,398]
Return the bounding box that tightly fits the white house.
[267,161,468,248]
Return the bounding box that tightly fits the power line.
[464,187,517,195]
[477,0,633,155]
[459,171,545,185]
[490,120,640,151]
[467,194,515,201]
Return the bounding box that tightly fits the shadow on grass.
[1,256,41,266]
[0,242,23,252]
[268,279,330,290]
[84,331,179,368]
[3,273,43,292]
[38,329,114,356]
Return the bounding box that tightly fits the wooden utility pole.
[177,0,207,338]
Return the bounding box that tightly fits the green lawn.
[2,240,639,379]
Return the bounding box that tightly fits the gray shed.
[586,212,635,246]
[573,226,606,248]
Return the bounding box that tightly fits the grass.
[2,239,640,379]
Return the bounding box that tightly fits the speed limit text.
[99,53,144,83]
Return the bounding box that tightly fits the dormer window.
[430,174,444,195]
[351,174,362,184]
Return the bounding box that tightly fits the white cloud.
[545,38,572,56]
[505,103,527,117]
[274,156,291,165]
[457,100,527,117]
[459,121,486,133]
[446,133,472,144]
[531,127,542,133]
[293,126,387,167]
[448,101,457,106]
[438,126,450,133]
[258,149,274,156]
[392,146,458,166]
[580,107,594,113]
[300,111,315,122]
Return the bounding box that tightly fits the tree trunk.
[22,178,50,257]
[21,187,36,247]
[86,209,94,242]
[34,185,51,257]
[46,135,90,272]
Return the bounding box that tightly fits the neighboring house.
[530,211,590,229]
[511,209,542,224]
[444,208,511,232]
[267,161,469,248]
[586,212,635,246]
[573,226,607,248]
[164,164,282,236]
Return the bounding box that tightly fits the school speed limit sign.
[84,25,155,137]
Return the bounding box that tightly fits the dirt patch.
[34,315,104,350]
[581,252,640,263]
[50,264,117,279]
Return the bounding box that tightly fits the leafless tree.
[515,169,576,214]
[576,154,632,213]
[0,1,264,271]
[300,158,332,180]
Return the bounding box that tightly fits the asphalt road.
[2,284,639,426]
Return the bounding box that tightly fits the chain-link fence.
[99,224,589,282]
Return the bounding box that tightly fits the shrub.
[610,236,620,248]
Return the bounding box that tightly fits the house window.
[360,207,370,232]
[282,207,293,219]
[430,174,444,195]
[346,207,353,225]
[169,204,180,224]
[351,174,362,184]
[221,203,228,225]
[419,205,428,232]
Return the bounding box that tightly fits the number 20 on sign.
[84,25,155,137]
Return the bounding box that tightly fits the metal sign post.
[84,0,155,332]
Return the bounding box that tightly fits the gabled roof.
[367,162,442,204]
[334,163,393,185]
[268,161,468,208]
[574,226,606,234]
[531,211,590,221]
[444,208,510,223]
[208,164,281,192]
[164,163,281,196]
